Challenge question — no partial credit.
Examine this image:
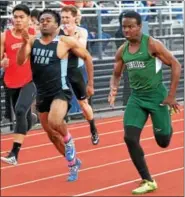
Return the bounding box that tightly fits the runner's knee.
[124,126,144,156]
[14,106,28,134]
[155,128,173,148]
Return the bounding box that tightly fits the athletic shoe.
[67,158,82,182]
[132,179,158,195]
[65,138,76,162]
[91,131,99,145]
[1,152,18,166]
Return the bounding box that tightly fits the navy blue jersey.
[30,36,69,98]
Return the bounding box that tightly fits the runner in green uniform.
[108,11,181,195]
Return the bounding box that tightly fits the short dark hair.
[123,11,142,25]
[38,9,61,27]
[12,4,30,16]
[31,9,40,19]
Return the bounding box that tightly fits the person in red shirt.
[62,0,75,5]
[61,0,84,8]
[0,4,37,165]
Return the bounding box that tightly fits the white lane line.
[1,119,183,154]
[1,130,184,170]
[74,167,184,196]
[2,109,183,141]
[0,119,184,154]
[1,118,123,141]
[1,146,183,190]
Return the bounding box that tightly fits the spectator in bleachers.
[139,1,150,21]
[60,0,84,8]
[59,1,75,7]
[119,1,149,21]
[80,0,97,29]
[81,0,111,56]
[83,0,94,8]
[80,1,98,54]
[97,1,109,14]
[171,1,183,24]
[62,0,75,5]
[145,1,157,21]
[147,0,156,9]
[74,0,84,8]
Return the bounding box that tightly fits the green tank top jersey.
[122,34,163,91]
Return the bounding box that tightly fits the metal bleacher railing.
[0,1,184,132]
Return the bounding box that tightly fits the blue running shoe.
[65,138,76,162]
[67,158,82,182]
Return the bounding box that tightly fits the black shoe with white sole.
[1,152,18,166]
[91,131,99,145]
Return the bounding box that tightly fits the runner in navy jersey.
[17,9,94,182]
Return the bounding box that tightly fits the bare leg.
[78,99,93,120]
[39,112,65,156]
[48,99,76,163]
[48,99,68,137]
[47,99,81,181]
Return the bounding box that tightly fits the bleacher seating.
[0,1,184,131]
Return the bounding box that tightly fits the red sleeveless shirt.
[4,28,35,88]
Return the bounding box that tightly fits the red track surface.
[1,108,184,196]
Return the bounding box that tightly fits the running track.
[1,108,184,196]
